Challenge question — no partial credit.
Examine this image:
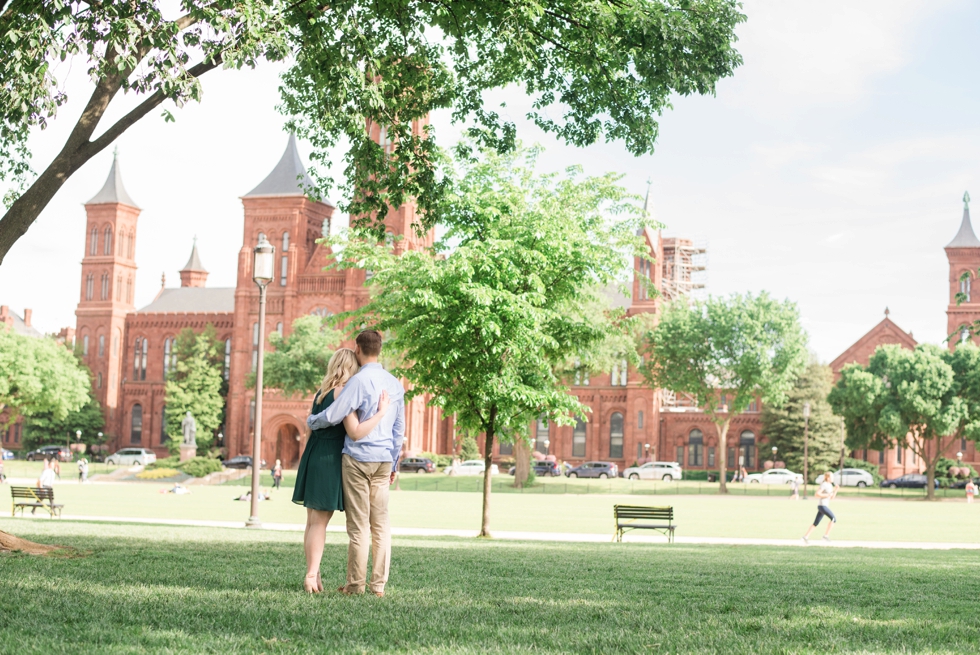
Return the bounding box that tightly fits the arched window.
[609,413,624,458]
[573,419,587,457]
[163,338,173,377]
[962,327,971,343]
[97,372,103,389]
[251,322,259,372]
[130,404,143,444]
[276,322,283,336]
[961,275,972,303]
[133,337,147,380]
[82,334,89,356]
[116,275,123,300]
[535,417,550,454]
[89,227,98,255]
[103,226,113,255]
[223,338,231,380]
[98,335,105,357]
[279,232,290,286]
[126,276,133,303]
[112,330,119,356]
[739,430,756,469]
[100,272,109,300]
[161,404,168,444]
[688,429,704,467]
[85,274,94,300]
[127,230,134,259]
[610,359,628,386]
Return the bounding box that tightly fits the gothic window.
[112,330,119,356]
[133,337,147,380]
[499,440,513,455]
[573,419,587,457]
[103,226,112,255]
[85,274,94,300]
[126,276,133,303]
[962,327,971,343]
[739,430,756,468]
[574,358,581,386]
[961,275,972,302]
[280,232,290,286]
[83,334,89,356]
[90,227,98,255]
[619,359,628,386]
[116,275,122,300]
[100,272,109,299]
[609,412,624,459]
[223,338,231,381]
[161,404,168,444]
[127,231,134,259]
[638,410,644,430]
[163,338,173,377]
[130,404,143,444]
[707,447,716,467]
[535,417,550,454]
[896,446,902,465]
[610,361,619,386]
[251,322,259,372]
[277,322,283,336]
[97,372,103,388]
[688,429,704,467]
[98,335,105,357]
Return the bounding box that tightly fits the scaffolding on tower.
[660,236,707,302]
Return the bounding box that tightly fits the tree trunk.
[715,417,731,494]
[479,406,498,538]
[922,434,944,502]
[513,437,531,488]
[0,530,60,555]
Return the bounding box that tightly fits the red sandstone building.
[45,139,980,476]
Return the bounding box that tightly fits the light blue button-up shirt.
[306,362,406,465]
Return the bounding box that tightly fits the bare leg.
[824,520,835,537]
[303,508,334,593]
[803,523,816,539]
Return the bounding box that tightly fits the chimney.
[23,308,31,327]
[0,305,10,328]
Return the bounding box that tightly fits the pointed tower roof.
[86,150,139,208]
[947,191,980,248]
[244,134,315,198]
[181,238,206,272]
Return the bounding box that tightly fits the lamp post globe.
[772,445,778,468]
[247,235,275,527]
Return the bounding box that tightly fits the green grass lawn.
[1,459,121,479]
[6,482,980,542]
[1,520,978,654]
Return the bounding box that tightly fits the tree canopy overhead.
[0,0,745,263]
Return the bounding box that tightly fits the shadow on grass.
[1,533,978,653]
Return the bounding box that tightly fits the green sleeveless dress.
[292,389,346,511]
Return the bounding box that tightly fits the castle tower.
[179,239,208,287]
[945,191,980,348]
[629,180,662,317]
[75,152,140,414]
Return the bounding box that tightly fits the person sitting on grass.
[802,471,839,544]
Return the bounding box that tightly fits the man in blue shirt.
[307,330,405,596]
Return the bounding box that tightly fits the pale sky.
[1,0,977,362]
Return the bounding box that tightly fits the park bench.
[10,486,63,518]
[613,505,676,543]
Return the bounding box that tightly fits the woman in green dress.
[293,347,390,593]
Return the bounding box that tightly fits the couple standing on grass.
[292,330,405,597]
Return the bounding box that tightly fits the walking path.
[9,513,979,549]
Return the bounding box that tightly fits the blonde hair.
[315,348,359,404]
[823,472,833,482]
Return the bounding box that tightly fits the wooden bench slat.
[10,486,62,518]
[613,504,676,543]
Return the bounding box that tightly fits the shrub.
[460,435,479,461]
[418,452,453,468]
[136,468,180,480]
[177,457,223,478]
[148,456,180,470]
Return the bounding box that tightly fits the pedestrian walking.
[0,459,5,484]
[966,479,976,504]
[78,458,89,483]
[273,459,283,490]
[802,471,839,543]
[52,458,61,480]
[790,476,800,500]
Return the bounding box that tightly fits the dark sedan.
[566,461,618,479]
[879,473,939,489]
[507,461,562,477]
[222,456,267,470]
[399,457,436,474]
[950,476,980,489]
[25,445,73,462]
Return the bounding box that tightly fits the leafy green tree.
[247,315,341,398]
[333,145,654,536]
[0,326,89,423]
[828,344,966,500]
[946,342,980,451]
[642,294,809,493]
[164,326,225,454]
[761,362,842,482]
[460,435,479,462]
[24,396,105,451]
[0,1,744,263]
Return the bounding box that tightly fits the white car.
[829,468,874,487]
[622,461,683,481]
[105,448,157,467]
[445,459,500,476]
[745,468,803,485]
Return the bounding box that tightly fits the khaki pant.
[341,455,392,593]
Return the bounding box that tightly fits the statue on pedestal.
[181,411,197,448]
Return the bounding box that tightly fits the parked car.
[566,461,618,479]
[507,461,562,477]
[879,473,939,489]
[222,455,266,469]
[621,461,683,481]
[445,459,499,475]
[745,468,803,485]
[1,448,14,460]
[828,468,875,487]
[105,448,157,467]
[25,445,73,462]
[399,457,436,474]
[950,476,980,489]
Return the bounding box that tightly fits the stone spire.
[179,237,208,288]
[946,191,980,248]
[243,133,315,198]
[86,149,139,208]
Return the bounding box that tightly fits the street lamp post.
[802,402,811,499]
[247,234,275,528]
[74,429,81,452]
[771,446,778,468]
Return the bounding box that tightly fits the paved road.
[9,514,979,549]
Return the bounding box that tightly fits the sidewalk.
[8,513,980,549]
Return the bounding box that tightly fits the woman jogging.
[802,471,839,543]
